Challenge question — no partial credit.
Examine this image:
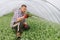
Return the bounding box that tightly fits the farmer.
[10,4,30,38]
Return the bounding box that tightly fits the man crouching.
[10,4,30,38]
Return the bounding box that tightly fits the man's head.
[20,4,27,13]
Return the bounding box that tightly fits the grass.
[0,13,60,40]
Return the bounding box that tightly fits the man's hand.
[13,23,18,27]
[15,14,28,24]
[17,14,29,22]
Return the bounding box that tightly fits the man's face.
[21,6,27,13]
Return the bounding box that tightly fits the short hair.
[21,4,27,7]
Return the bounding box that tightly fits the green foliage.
[0,13,60,40]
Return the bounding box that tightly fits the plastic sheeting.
[0,0,60,23]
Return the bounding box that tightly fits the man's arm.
[16,14,29,23]
[13,14,29,27]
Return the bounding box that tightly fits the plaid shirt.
[10,9,25,27]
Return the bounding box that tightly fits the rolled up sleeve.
[10,10,19,27]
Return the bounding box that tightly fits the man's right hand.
[17,16,24,22]
[16,14,29,24]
